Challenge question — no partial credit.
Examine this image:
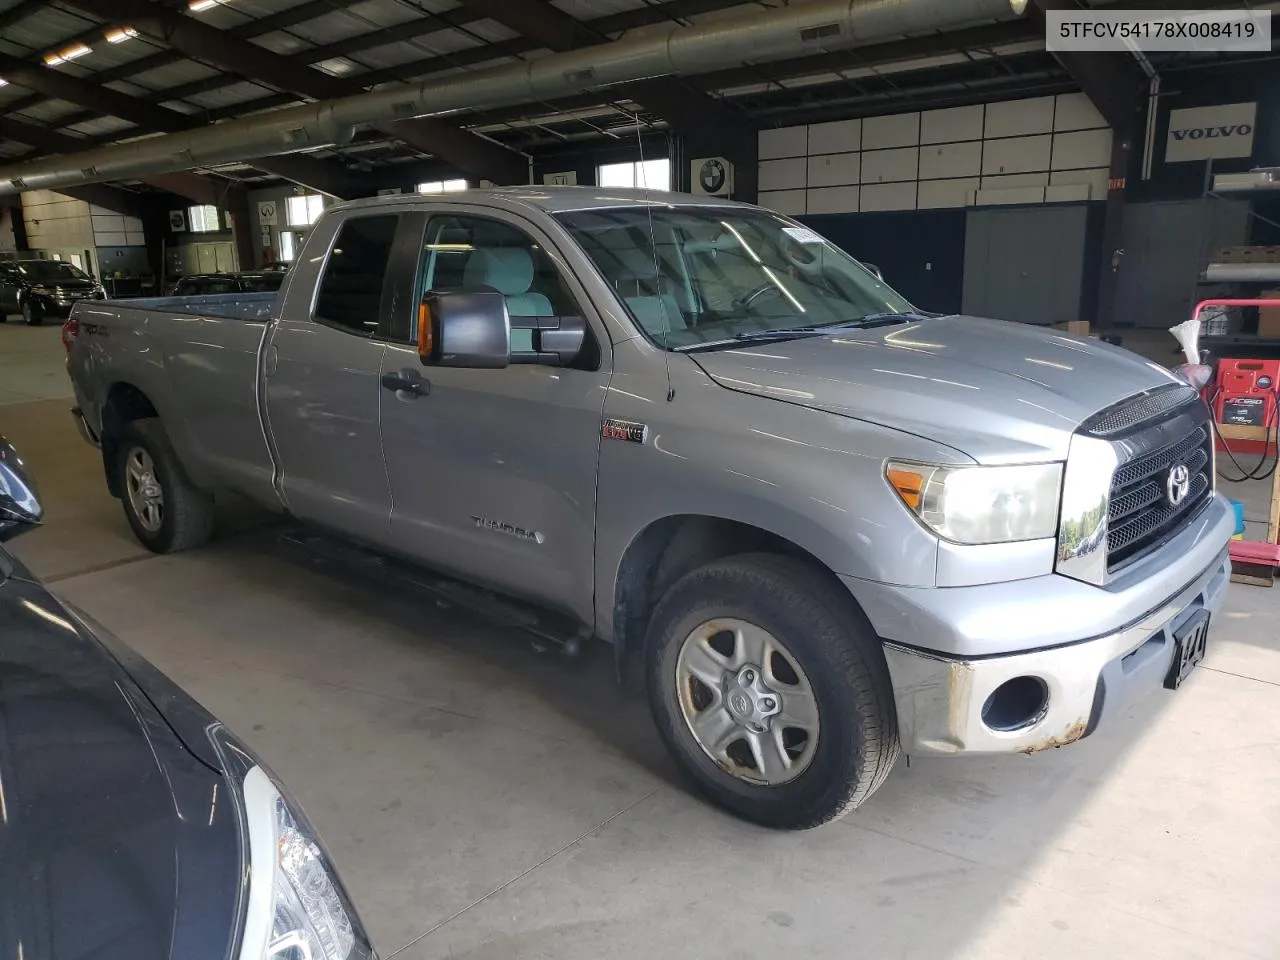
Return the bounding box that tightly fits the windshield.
[555,207,914,349]
[16,261,91,282]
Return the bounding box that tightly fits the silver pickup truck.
[65,187,1232,830]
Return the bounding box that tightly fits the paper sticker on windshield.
[782,226,824,244]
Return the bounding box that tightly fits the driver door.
[378,210,611,623]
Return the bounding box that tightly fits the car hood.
[29,278,95,290]
[690,315,1180,463]
[0,573,239,960]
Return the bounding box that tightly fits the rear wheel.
[116,418,215,553]
[645,553,900,830]
[21,299,41,326]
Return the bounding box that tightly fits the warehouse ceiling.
[0,0,1273,201]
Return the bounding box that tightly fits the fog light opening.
[982,676,1049,732]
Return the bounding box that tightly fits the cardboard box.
[1053,320,1092,335]
[1259,290,1280,339]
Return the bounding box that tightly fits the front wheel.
[116,418,215,553]
[645,553,900,830]
[21,300,42,326]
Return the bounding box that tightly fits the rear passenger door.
[263,212,409,546]
[378,210,611,624]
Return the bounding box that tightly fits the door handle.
[380,369,429,397]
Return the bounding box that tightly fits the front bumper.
[877,547,1231,755]
[31,293,103,317]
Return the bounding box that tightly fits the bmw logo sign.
[699,159,727,194]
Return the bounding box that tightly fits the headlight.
[211,726,375,960]
[886,460,1063,544]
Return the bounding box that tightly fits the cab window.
[315,215,398,335]
[415,215,583,354]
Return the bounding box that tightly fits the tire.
[645,553,900,830]
[21,299,41,326]
[115,418,215,553]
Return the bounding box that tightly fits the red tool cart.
[1192,299,1280,585]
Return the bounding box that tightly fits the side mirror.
[418,290,511,369]
[418,290,586,368]
[0,438,43,543]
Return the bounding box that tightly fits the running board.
[276,528,588,658]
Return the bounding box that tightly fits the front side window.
[415,214,582,353]
[315,215,398,335]
[556,207,913,350]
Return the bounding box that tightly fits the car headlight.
[210,726,375,960]
[886,460,1063,544]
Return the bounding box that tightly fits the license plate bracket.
[1164,610,1210,690]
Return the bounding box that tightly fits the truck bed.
[97,291,278,321]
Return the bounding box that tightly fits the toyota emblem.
[1166,463,1191,506]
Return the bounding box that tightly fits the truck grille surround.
[1104,423,1212,570]
[1058,384,1214,584]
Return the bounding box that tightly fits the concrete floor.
[3,321,1280,960]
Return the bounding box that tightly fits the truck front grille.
[1106,422,1213,572]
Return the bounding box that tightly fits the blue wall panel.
[800,209,968,315]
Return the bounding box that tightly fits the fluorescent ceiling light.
[315,57,356,76]
[0,79,7,87]
[105,26,138,43]
[43,43,92,66]
[188,0,221,10]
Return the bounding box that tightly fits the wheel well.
[612,515,837,688]
[100,383,158,497]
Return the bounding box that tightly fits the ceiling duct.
[0,0,1026,194]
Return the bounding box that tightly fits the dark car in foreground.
[166,271,286,297]
[0,438,374,960]
[0,260,106,325]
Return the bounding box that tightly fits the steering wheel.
[738,283,786,311]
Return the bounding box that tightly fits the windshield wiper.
[806,312,930,330]
[675,328,829,352]
[675,312,930,352]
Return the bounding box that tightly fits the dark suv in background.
[166,271,287,297]
[0,259,106,325]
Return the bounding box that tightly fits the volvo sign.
[1166,102,1257,163]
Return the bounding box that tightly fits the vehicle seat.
[612,270,687,339]
[464,248,552,318]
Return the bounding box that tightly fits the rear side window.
[315,215,397,334]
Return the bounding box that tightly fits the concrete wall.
[20,190,150,276]
[0,206,18,251]
[758,93,1112,216]
[21,190,97,270]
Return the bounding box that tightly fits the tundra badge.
[471,516,545,545]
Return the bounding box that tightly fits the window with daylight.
[597,159,670,191]
[416,179,468,194]
[286,193,326,226]
[188,204,221,233]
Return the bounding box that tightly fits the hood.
[691,315,1179,463]
[26,278,95,290]
[0,574,239,960]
